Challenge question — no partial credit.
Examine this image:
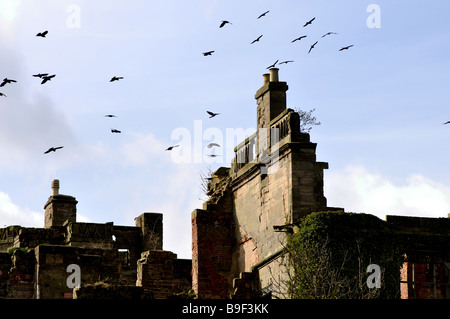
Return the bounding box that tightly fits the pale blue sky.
[1,1,449,258]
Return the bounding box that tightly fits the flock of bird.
[202,11,355,70]
[2,11,446,158]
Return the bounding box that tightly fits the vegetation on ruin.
[284,211,404,299]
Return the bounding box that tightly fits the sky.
[0,0,449,259]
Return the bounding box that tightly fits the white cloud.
[325,165,450,219]
[0,191,43,227]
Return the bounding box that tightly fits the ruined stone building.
[0,179,191,299]
[190,68,449,299]
[0,69,448,299]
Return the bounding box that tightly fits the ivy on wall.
[285,211,404,299]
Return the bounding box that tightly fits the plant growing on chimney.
[294,108,321,133]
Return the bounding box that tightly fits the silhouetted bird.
[111,129,121,133]
[207,143,220,148]
[303,17,315,27]
[251,35,263,44]
[0,78,17,87]
[219,21,231,28]
[166,145,179,151]
[44,146,63,154]
[104,114,117,118]
[36,31,48,37]
[266,60,278,69]
[207,111,220,118]
[33,73,49,78]
[339,45,354,51]
[292,35,307,42]
[279,60,294,65]
[257,11,270,19]
[207,154,221,158]
[0,93,6,97]
[308,41,318,54]
[203,51,215,56]
[41,74,55,84]
[110,76,123,82]
[443,121,450,125]
[322,32,338,38]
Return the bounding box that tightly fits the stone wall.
[35,244,120,299]
[136,250,191,299]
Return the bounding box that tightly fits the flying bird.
[41,74,55,84]
[251,35,263,44]
[0,93,6,97]
[322,32,338,38]
[266,60,278,69]
[36,31,48,37]
[308,41,318,54]
[443,121,450,125]
[219,20,232,28]
[0,78,17,87]
[203,51,215,56]
[111,129,121,133]
[303,17,315,27]
[339,45,354,51]
[33,73,49,78]
[166,145,179,151]
[110,76,123,82]
[279,60,294,65]
[207,143,221,148]
[207,111,220,118]
[292,35,307,43]
[257,10,270,19]
[207,154,221,158]
[44,146,63,154]
[104,114,117,118]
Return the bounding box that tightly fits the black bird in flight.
[44,146,63,154]
[207,143,221,148]
[110,76,123,82]
[266,60,278,69]
[322,32,338,38]
[33,73,49,78]
[257,11,270,19]
[166,145,179,151]
[207,111,220,118]
[105,114,117,118]
[292,35,307,42]
[41,74,55,84]
[111,129,121,133]
[308,41,318,54]
[0,78,17,87]
[339,45,354,51]
[443,121,450,125]
[251,35,263,44]
[0,93,6,97]
[207,154,221,158]
[219,20,232,28]
[36,30,48,37]
[303,17,315,27]
[203,51,215,56]
[279,60,294,65]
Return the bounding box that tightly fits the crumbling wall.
[35,244,120,299]
[136,250,191,298]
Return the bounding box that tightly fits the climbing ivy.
[284,211,404,299]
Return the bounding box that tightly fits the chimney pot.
[269,68,279,82]
[52,179,60,196]
[263,73,270,84]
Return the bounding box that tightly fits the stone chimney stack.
[255,68,288,130]
[44,179,77,228]
[254,68,288,160]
